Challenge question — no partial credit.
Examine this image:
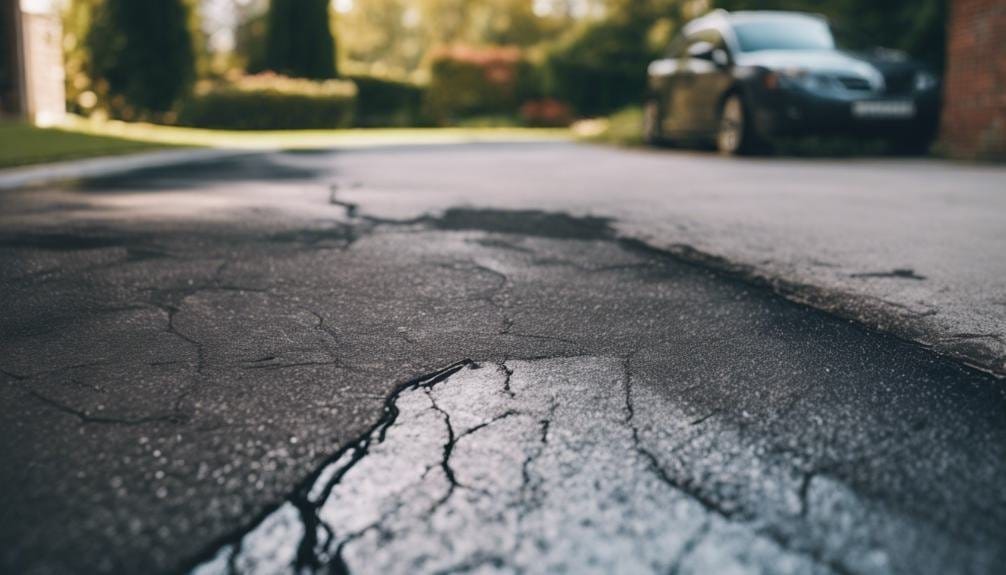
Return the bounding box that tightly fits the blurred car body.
[644,10,942,155]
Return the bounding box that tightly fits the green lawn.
[0,117,569,170]
[572,106,645,147]
[0,121,177,169]
[62,116,569,150]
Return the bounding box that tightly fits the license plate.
[853,100,915,119]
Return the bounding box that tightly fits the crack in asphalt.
[191,357,916,575]
[0,367,29,381]
[27,389,188,426]
[238,361,344,371]
[158,303,205,373]
[3,285,359,428]
[948,332,1005,342]
[327,195,1005,376]
[850,269,927,281]
[426,391,463,508]
[444,258,583,347]
[439,207,1006,377]
[188,360,472,574]
[329,184,431,227]
[5,196,1005,575]
[798,472,816,519]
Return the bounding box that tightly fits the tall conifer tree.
[265,0,338,79]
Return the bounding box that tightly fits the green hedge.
[544,16,653,117]
[424,47,541,125]
[178,75,356,130]
[347,75,426,127]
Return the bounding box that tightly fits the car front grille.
[882,70,915,95]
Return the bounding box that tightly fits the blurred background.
[0,0,1002,161]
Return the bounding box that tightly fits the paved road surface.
[0,147,1004,574]
[328,143,1006,374]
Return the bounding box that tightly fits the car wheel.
[643,99,662,146]
[717,94,761,156]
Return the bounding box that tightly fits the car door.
[687,29,735,136]
[648,36,687,135]
[659,35,700,135]
[673,30,733,136]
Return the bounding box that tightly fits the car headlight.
[914,71,939,91]
[797,73,836,92]
[764,68,836,92]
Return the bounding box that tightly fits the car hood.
[735,50,884,77]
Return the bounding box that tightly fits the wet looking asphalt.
[0,149,1004,574]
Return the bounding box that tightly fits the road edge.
[0,148,257,191]
[618,238,1006,380]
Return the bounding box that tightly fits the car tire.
[716,93,765,156]
[643,99,663,146]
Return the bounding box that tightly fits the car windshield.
[732,17,835,52]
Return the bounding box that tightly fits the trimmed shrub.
[347,75,426,127]
[424,46,540,125]
[178,74,357,130]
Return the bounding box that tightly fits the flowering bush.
[520,99,575,127]
[424,46,540,125]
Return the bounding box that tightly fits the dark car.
[644,10,942,155]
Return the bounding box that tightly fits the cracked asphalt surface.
[328,143,1006,375]
[1,147,1005,574]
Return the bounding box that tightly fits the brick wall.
[941,0,1006,160]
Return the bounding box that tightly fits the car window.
[732,17,835,52]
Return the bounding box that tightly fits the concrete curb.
[0,148,257,191]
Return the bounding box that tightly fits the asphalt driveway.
[1,146,1004,574]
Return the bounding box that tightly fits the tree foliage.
[235,9,268,74]
[265,0,337,79]
[543,1,681,116]
[335,0,567,77]
[85,0,198,118]
[545,16,654,116]
[66,0,947,124]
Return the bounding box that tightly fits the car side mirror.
[712,49,730,68]
[688,42,730,68]
[688,41,716,61]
